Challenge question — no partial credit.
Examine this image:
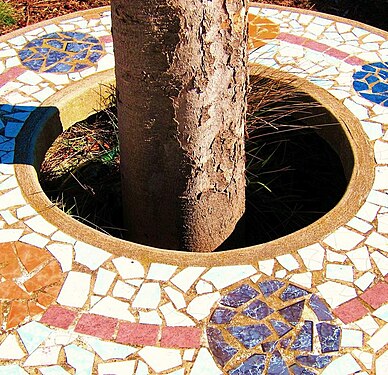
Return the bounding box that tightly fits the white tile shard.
[202,266,256,289]
[113,257,145,279]
[57,271,91,308]
[138,347,182,373]
[187,292,221,320]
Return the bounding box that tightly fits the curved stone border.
[0,4,387,374]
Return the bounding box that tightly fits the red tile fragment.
[276,32,306,45]
[345,56,366,66]
[333,298,369,324]
[161,326,201,348]
[0,66,25,88]
[40,306,77,329]
[7,301,28,329]
[75,314,117,340]
[303,40,328,52]
[116,323,159,346]
[325,48,349,60]
[15,242,52,273]
[384,274,388,283]
[360,282,388,309]
[100,35,113,44]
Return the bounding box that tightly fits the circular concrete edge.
[14,65,375,266]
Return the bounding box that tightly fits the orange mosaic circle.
[0,242,63,331]
[248,14,280,49]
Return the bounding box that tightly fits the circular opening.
[14,68,374,264]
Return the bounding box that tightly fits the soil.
[1,0,386,37]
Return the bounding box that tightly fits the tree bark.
[112,0,247,252]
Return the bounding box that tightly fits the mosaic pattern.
[0,4,387,375]
[353,62,388,107]
[18,32,105,73]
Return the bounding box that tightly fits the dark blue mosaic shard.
[89,52,102,63]
[71,32,88,40]
[91,44,104,51]
[42,32,60,39]
[373,82,388,93]
[206,327,237,366]
[262,340,278,353]
[23,59,44,70]
[47,40,64,49]
[18,49,34,60]
[229,354,266,375]
[258,280,284,297]
[316,323,340,353]
[280,285,309,301]
[278,300,304,326]
[309,294,333,321]
[220,284,259,308]
[353,71,367,80]
[46,63,72,73]
[85,36,99,43]
[291,321,313,351]
[363,65,376,72]
[371,62,388,69]
[268,351,289,375]
[74,63,90,71]
[66,42,89,52]
[72,51,88,60]
[379,70,388,80]
[290,364,316,375]
[210,307,236,324]
[227,324,272,349]
[366,75,379,84]
[353,81,369,91]
[270,319,292,337]
[243,299,274,320]
[28,38,44,47]
[46,50,67,66]
[360,93,387,104]
[296,355,332,369]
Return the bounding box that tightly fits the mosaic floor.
[0,4,388,374]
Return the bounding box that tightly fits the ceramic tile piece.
[0,210,18,224]
[161,326,201,348]
[219,284,258,307]
[355,271,376,291]
[195,280,213,294]
[57,271,91,308]
[243,299,274,320]
[289,272,312,288]
[112,280,135,300]
[0,228,23,242]
[0,175,18,190]
[374,140,388,164]
[17,321,52,354]
[367,324,388,351]
[190,348,222,375]
[309,294,334,321]
[132,282,161,309]
[360,121,383,140]
[116,322,159,346]
[367,190,388,208]
[373,167,388,190]
[326,264,354,282]
[276,253,299,271]
[207,327,238,366]
[19,233,50,248]
[25,216,57,236]
[112,257,144,279]
[16,205,37,219]
[357,202,380,222]
[40,306,76,330]
[371,251,388,276]
[291,321,313,351]
[165,286,186,309]
[346,247,372,271]
[316,281,357,308]
[376,350,388,375]
[258,280,284,297]
[210,307,237,324]
[0,334,25,359]
[90,296,135,321]
[324,227,364,251]
[258,259,275,275]
[46,243,73,272]
[75,314,117,340]
[0,365,28,375]
[373,304,388,322]
[74,241,111,270]
[355,315,379,336]
[360,282,388,309]
[15,242,52,273]
[280,284,309,301]
[347,217,373,233]
[64,344,94,375]
[146,263,177,281]
[39,366,70,374]
[93,267,116,295]
[187,292,221,320]
[23,345,61,366]
[139,310,162,325]
[98,361,136,375]
[340,329,363,347]
[138,346,182,372]
[297,243,325,270]
[202,265,256,289]
[51,231,76,244]
[352,349,372,370]
[160,302,196,326]
[320,353,361,375]
[378,214,388,233]
[333,298,369,324]
[365,232,388,252]
[278,300,304,326]
[135,361,148,375]
[24,260,62,292]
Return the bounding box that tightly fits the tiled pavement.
[0,4,388,374]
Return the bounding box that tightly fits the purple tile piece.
[270,319,292,337]
[268,351,290,375]
[316,323,341,353]
[280,337,291,349]
[278,301,305,326]
[210,307,237,324]
[206,327,238,366]
[229,354,266,375]
[262,340,278,353]
[220,284,259,307]
[291,321,313,351]
[296,355,332,369]
[258,280,285,297]
[243,299,274,320]
[309,294,333,321]
[290,364,316,375]
[280,285,309,301]
[227,324,272,349]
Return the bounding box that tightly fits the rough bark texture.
[112,0,247,252]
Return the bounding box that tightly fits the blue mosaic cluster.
[207,281,340,374]
[18,32,104,74]
[353,62,388,107]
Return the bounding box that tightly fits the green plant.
[0,1,17,27]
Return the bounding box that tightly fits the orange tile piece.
[28,301,44,316]
[24,261,62,292]
[37,284,62,307]
[0,280,30,299]
[0,243,22,279]
[6,300,28,329]
[248,14,280,49]
[15,242,53,273]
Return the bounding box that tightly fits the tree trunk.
[111,0,247,252]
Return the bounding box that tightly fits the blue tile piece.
[291,321,313,351]
[360,93,387,104]
[17,321,52,354]
[309,294,333,321]
[278,300,304,326]
[18,49,34,60]
[89,52,102,63]
[270,319,292,337]
[228,324,272,349]
[207,327,238,366]
[316,323,340,353]
[243,299,274,320]
[262,340,278,353]
[280,285,309,301]
[229,354,266,375]
[296,355,332,369]
[290,364,316,375]
[258,280,285,297]
[64,344,94,375]
[268,351,289,375]
[46,63,72,73]
[47,39,64,49]
[220,284,259,307]
[373,82,388,93]
[210,307,237,324]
